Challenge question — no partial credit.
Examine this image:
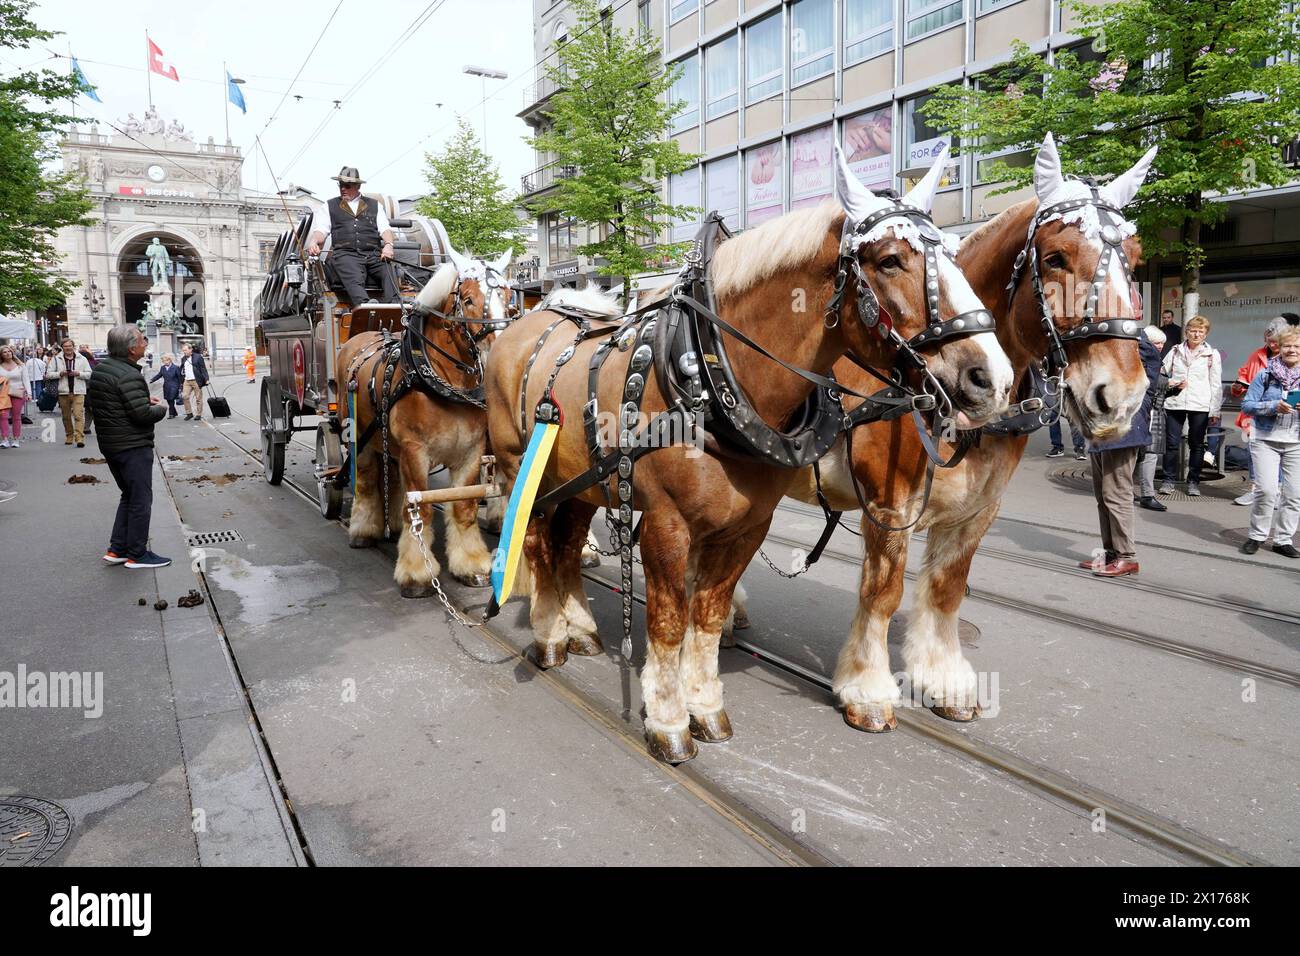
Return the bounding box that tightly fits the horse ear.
[446,246,471,274]
[1034,132,1067,206]
[493,247,512,274]
[834,142,891,223]
[1102,144,1158,208]
[902,143,950,214]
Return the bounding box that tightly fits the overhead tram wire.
[255,0,346,142]
[367,0,644,180]
[275,0,451,179]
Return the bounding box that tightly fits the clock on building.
[147,164,166,183]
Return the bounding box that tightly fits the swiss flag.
[147,37,179,82]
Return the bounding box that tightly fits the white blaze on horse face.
[938,255,1014,394]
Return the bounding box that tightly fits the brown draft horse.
[484,147,1011,763]
[339,251,512,597]
[779,134,1157,731]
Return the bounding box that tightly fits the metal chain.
[381,383,392,539]
[407,501,488,629]
[757,547,811,579]
[586,507,642,564]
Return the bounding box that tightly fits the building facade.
[520,0,1300,373]
[51,112,310,357]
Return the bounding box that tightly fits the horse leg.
[348,447,383,547]
[384,457,404,541]
[833,518,908,733]
[720,580,750,647]
[904,507,997,721]
[393,444,438,598]
[551,500,602,656]
[442,452,494,587]
[524,511,569,668]
[640,509,696,763]
[682,530,763,743]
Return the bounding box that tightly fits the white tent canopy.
[0,316,37,340]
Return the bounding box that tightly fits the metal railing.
[520,161,577,195]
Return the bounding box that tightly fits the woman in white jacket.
[1159,315,1223,496]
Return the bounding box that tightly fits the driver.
[306,166,399,306]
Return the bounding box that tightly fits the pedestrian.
[145,347,154,370]
[24,348,45,408]
[243,347,257,384]
[1230,316,1291,506]
[1046,416,1087,460]
[78,344,97,436]
[1135,326,1168,511]
[1159,315,1222,497]
[0,345,32,448]
[88,324,171,569]
[46,338,92,447]
[178,343,209,421]
[1157,308,1182,357]
[1239,327,1300,559]
[1081,331,1163,577]
[149,353,182,417]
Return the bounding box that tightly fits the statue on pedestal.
[143,106,164,135]
[145,237,171,289]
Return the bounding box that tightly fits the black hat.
[331,166,365,185]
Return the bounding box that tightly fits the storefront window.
[791,0,834,86]
[904,91,959,186]
[745,142,784,227]
[705,154,740,229]
[706,34,739,120]
[746,12,783,103]
[842,107,893,192]
[670,166,702,242]
[844,0,893,65]
[790,125,834,209]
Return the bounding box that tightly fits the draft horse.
[781,133,1157,731]
[339,248,513,597]
[484,147,1012,763]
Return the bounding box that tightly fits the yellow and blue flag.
[488,415,561,611]
[71,57,101,103]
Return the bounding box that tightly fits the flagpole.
[223,61,230,144]
[68,42,75,123]
[145,30,153,107]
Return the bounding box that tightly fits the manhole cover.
[0,796,72,867]
[1047,467,1243,503]
[186,529,243,546]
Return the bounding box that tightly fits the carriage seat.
[321,254,387,308]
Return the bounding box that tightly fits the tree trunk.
[1180,193,1202,321]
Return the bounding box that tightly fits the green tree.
[528,0,698,300]
[417,117,525,258]
[922,0,1300,312]
[0,0,93,313]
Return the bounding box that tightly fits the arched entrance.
[117,233,205,338]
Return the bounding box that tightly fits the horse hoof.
[580,552,601,569]
[732,610,751,631]
[566,632,604,656]
[689,710,733,743]
[718,630,737,648]
[531,641,568,669]
[645,728,697,764]
[844,703,897,733]
[400,583,435,599]
[931,703,982,722]
[453,571,492,588]
[349,537,376,549]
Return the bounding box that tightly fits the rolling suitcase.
[205,386,231,418]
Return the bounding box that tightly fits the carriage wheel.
[315,424,344,520]
[260,378,286,486]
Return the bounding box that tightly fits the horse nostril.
[964,364,993,393]
[1092,383,1112,416]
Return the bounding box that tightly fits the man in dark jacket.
[178,343,209,421]
[1081,334,1163,578]
[89,324,170,569]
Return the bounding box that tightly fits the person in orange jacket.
[243,347,257,384]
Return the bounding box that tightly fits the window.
[790,125,834,209]
[705,155,740,229]
[746,12,783,103]
[670,0,698,24]
[904,92,959,186]
[670,53,700,132]
[548,215,577,263]
[973,70,1035,183]
[705,34,738,119]
[844,0,892,65]
[842,106,893,191]
[977,0,1018,10]
[906,0,962,40]
[638,0,651,36]
[257,240,277,273]
[790,0,834,86]
[669,166,702,242]
[745,142,783,227]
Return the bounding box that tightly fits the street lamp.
[463,65,507,152]
[221,286,239,372]
[82,277,106,321]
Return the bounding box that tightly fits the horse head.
[1014,132,1155,440]
[833,144,1014,427]
[445,247,515,329]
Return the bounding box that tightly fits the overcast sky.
[32,0,537,199]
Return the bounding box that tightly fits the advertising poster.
[790,125,834,210]
[842,107,892,192]
[745,142,783,227]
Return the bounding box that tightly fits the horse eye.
[878,255,903,272]
[1044,252,1067,270]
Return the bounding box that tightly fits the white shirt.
[25,356,45,380]
[182,356,197,381]
[309,196,390,249]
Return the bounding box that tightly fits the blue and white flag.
[71,57,101,103]
[227,70,246,114]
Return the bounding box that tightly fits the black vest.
[328,196,381,253]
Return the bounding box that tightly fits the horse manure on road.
[177,590,205,608]
[67,474,101,484]
[79,457,106,464]
[153,599,169,611]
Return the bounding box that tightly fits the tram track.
[578,566,1270,868]
[209,400,1276,866]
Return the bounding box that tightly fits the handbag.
[0,377,10,412]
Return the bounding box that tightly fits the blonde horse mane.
[541,286,622,316]
[415,261,459,312]
[710,202,842,300]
